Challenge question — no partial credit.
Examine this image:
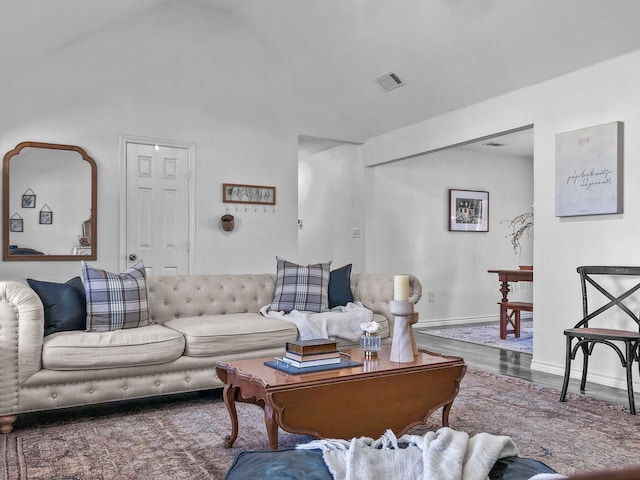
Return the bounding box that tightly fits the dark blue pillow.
[328,264,354,308]
[27,277,87,336]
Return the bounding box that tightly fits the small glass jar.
[361,331,381,358]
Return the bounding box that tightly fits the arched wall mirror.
[2,141,97,261]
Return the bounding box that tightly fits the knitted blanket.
[260,302,373,342]
[297,428,522,480]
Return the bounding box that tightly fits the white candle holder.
[389,300,419,363]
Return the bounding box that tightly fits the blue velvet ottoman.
[224,448,558,480]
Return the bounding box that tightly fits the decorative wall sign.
[555,121,623,217]
[10,213,23,232]
[222,183,276,205]
[21,188,36,208]
[449,189,489,232]
[39,204,53,224]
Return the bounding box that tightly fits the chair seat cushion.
[224,449,558,480]
[163,313,297,357]
[42,324,185,370]
[564,327,640,339]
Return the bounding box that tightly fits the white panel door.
[125,142,190,275]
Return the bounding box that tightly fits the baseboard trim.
[414,311,532,328]
[414,315,495,328]
[531,359,639,393]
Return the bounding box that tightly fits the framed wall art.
[21,188,36,208]
[222,183,276,205]
[10,213,23,232]
[39,204,53,225]
[449,189,489,232]
[555,121,623,217]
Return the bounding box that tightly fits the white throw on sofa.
[0,271,421,434]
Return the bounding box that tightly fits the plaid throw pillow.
[269,257,331,313]
[81,260,150,332]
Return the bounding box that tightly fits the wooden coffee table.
[215,345,466,449]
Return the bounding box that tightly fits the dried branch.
[502,211,533,255]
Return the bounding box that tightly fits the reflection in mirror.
[3,142,97,261]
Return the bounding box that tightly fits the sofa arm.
[0,282,44,415]
[350,273,422,325]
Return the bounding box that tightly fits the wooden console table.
[487,269,533,303]
[488,269,533,339]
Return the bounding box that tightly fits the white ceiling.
[298,136,356,160]
[4,1,640,148]
[298,128,534,161]
[455,128,534,161]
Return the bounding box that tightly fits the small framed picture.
[10,217,23,232]
[39,204,53,224]
[39,211,53,224]
[449,189,489,232]
[22,193,36,208]
[223,183,276,205]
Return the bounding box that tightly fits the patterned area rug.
[2,368,638,479]
[417,320,533,353]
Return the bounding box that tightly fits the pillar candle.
[394,275,409,301]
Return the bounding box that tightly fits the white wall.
[366,147,533,325]
[300,141,534,325]
[298,143,366,271]
[0,1,357,281]
[362,49,640,392]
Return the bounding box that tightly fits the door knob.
[129,253,137,261]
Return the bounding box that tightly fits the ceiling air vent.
[375,72,405,92]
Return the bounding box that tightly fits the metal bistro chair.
[560,266,640,414]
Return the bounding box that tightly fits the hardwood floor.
[416,329,630,409]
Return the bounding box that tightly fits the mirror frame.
[3,141,97,261]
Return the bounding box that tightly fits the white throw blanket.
[297,428,521,480]
[260,302,373,342]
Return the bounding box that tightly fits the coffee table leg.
[442,402,452,427]
[222,384,239,448]
[263,404,279,450]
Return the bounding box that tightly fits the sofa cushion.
[164,313,297,357]
[328,264,354,308]
[27,276,87,336]
[42,324,185,370]
[82,260,151,332]
[269,257,331,313]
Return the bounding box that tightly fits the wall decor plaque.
[222,183,276,205]
[555,122,623,217]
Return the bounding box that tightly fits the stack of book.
[280,339,340,368]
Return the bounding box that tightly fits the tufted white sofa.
[0,273,421,434]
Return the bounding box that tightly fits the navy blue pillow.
[27,277,87,336]
[328,264,354,308]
